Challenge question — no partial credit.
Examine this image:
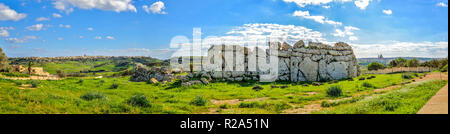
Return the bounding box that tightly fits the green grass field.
[1,71,440,114]
[316,80,447,114]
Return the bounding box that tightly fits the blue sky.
[0,0,448,58]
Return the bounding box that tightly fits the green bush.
[239,102,259,108]
[127,94,151,107]
[362,82,374,88]
[368,62,385,70]
[80,92,106,101]
[110,83,119,89]
[30,81,40,88]
[321,101,338,107]
[1,72,30,77]
[15,81,23,86]
[56,70,66,78]
[326,86,343,97]
[402,73,413,79]
[190,96,207,106]
[441,64,448,72]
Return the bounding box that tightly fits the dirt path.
[417,84,448,114]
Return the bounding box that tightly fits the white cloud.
[26,24,45,31]
[52,13,62,18]
[283,0,351,7]
[59,24,71,28]
[354,0,371,10]
[351,41,448,58]
[293,10,342,26]
[348,36,358,41]
[333,26,360,40]
[95,36,102,40]
[57,37,64,40]
[0,3,27,21]
[437,2,448,7]
[0,27,13,37]
[53,0,137,13]
[322,5,331,9]
[382,9,392,15]
[105,36,115,40]
[143,1,167,14]
[4,36,37,44]
[284,0,369,10]
[0,29,9,37]
[36,17,50,21]
[87,27,94,31]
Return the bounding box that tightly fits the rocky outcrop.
[187,40,360,82]
[130,63,174,82]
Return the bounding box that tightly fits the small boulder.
[200,78,209,85]
[359,77,366,81]
[149,78,159,84]
[293,40,305,48]
[312,82,321,86]
[252,86,264,91]
[280,86,289,89]
[271,85,280,88]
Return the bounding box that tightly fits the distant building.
[378,54,384,59]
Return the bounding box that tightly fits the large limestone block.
[299,57,318,81]
[327,62,349,80]
[318,60,330,81]
[290,57,302,82]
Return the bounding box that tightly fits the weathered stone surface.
[293,40,305,48]
[132,41,359,83]
[327,62,349,80]
[299,57,318,81]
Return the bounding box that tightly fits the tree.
[406,58,420,67]
[368,62,385,70]
[27,61,33,75]
[0,47,9,72]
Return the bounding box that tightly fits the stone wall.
[196,40,360,82]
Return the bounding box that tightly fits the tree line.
[368,57,448,72]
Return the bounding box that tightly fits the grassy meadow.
[1,69,444,114]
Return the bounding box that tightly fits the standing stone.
[299,57,318,81]
[327,62,349,80]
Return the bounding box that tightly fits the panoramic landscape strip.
[0,0,448,115]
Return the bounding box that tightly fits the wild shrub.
[368,62,385,70]
[15,81,23,86]
[190,96,207,106]
[326,86,343,97]
[78,79,84,84]
[321,101,339,107]
[402,73,413,79]
[239,102,259,108]
[30,81,40,88]
[80,92,106,101]
[56,70,66,78]
[110,83,119,89]
[362,82,374,88]
[1,72,30,77]
[127,94,151,107]
[219,104,228,109]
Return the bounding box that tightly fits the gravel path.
[417,83,448,114]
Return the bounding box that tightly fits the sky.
[0,0,448,59]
